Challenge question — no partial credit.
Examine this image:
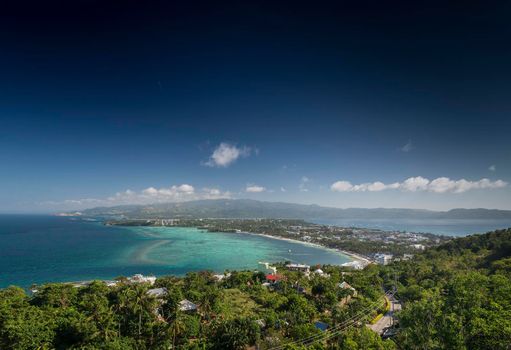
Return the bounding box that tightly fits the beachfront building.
[129,274,157,285]
[374,253,393,265]
[285,263,310,274]
[341,261,365,270]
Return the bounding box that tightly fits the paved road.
[367,295,401,334]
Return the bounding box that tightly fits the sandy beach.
[240,231,372,266]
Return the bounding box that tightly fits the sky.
[0,0,510,212]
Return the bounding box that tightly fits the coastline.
[238,231,372,266]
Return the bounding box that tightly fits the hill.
[79,198,511,220]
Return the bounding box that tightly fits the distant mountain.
[79,199,511,220]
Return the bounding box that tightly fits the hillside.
[80,198,511,220]
[1,229,510,349]
[386,228,511,349]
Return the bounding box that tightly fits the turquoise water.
[0,215,350,288]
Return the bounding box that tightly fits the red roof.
[266,274,282,281]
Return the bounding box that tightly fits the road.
[367,294,402,334]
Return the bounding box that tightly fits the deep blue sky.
[1,0,510,212]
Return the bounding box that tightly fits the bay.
[0,215,349,288]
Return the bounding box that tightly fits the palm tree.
[169,310,185,349]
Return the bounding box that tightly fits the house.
[129,274,157,285]
[179,299,198,312]
[265,274,283,283]
[147,287,168,298]
[314,268,324,275]
[314,321,329,332]
[341,261,365,270]
[213,273,231,281]
[285,263,310,273]
[314,268,330,277]
[338,281,357,297]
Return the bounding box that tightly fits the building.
[129,274,157,285]
[179,299,198,312]
[314,321,329,332]
[265,274,283,283]
[313,268,330,277]
[338,281,358,297]
[285,263,310,273]
[147,287,168,298]
[374,253,393,265]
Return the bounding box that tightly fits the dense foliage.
[0,268,390,349]
[1,228,510,349]
[384,228,511,349]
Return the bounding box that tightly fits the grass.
[217,288,259,319]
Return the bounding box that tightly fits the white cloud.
[299,176,310,192]
[280,187,286,192]
[489,165,496,172]
[246,185,266,193]
[331,176,507,194]
[330,181,354,192]
[400,176,430,192]
[204,142,251,167]
[400,140,413,152]
[44,184,231,210]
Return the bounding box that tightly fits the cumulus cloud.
[204,142,251,167]
[331,176,507,194]
[246,185,266,193]
[489,165,496,172]
[43,184,231,210]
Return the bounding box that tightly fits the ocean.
[2,215,510,288]
[311,218,511,236]
[0,215,350,288]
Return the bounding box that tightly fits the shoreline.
[238,231,372,266]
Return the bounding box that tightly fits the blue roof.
[314,321,329,331]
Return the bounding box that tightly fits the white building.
[129,274,157,285]
[374,253,393,265]
[179,299,198,312]
[285,263,310,273]
[147,287,168,298]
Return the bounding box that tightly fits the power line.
[269,291,393,350]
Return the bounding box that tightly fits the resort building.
[374,253,393,265]
[285,263,310,273]
[129,274,157,285]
